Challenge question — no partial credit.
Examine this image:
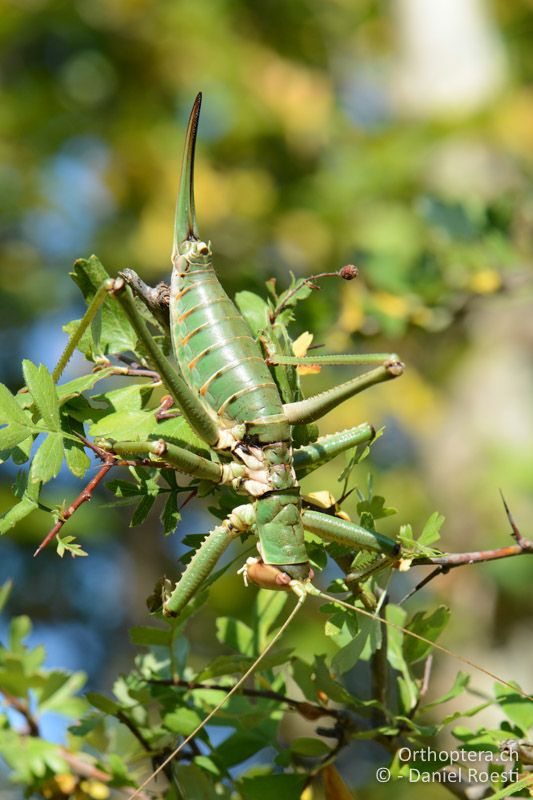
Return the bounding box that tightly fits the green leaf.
[290,737,330,756]
[130,494,156,527]
[238,773,307,800]
[9,614,31,652]
[255,590,288,648]
[22,361,60,431]
[419,672,470,712]
[36,670,87,716]
[89,410,157,440]
[332,615,378,675]
[0,581,12,613]
[0,384,31,426]
[357,495,397,520]
[161,491,180,535]
[418,512,445,547]
[216,617,254,656]
[0,472,40,534]
[312,655,353,705]
[56,535,88,558]
[56,367,116,403]
[70,256,137,357]
[86,691,120,715]
[234,291,270,335]
[29,433,64,484]
[494,683,533,735]
[385,605,419,713]
[129,626,171,647]
[62,416,90,478]
[164,708,202,736]
[487,774,533,800]
[403,606,450,664]
[174,764,219,800]
[0,423,33,452]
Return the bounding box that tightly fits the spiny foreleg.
[102,439,245,487]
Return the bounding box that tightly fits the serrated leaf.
[70,256,137,357]
[357,495,396,520]
[22,361,60,431]
[0,472,40,534]
[0,384,31,426]
[494,683,533,734]
[56,535,88,558]
[130,494,156,527]
[61,413,91,478]
[89,410,157,440]
[234,291,269,336]
[403,606,450,664]
[419,512,445,546]
[161,491,180,535]
[29,432,64,484]
[0,423,33,451]
[56,368,116,402]
[331,615,377,675]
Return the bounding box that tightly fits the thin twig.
[0,691,40,737]
[116,711,153,753]
[270,267,358,322]
[145,678,341,721]
[403,496,533,600]
[33,463,114,557]
[59,750,111,782]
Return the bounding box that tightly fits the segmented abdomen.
[170,262,283,424]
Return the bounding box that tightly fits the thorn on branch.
[499,489,532,550]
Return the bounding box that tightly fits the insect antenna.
[309,586,532,701]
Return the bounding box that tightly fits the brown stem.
[33,463,114,557]
[270,269,356,322]
[116,710,152,753]
[399,496,533,602]
[59,749,111,782]
[370,600,389,724]
[1,691,40,736]
[146,678,341,721]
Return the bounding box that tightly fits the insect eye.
[198,243,209,255]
